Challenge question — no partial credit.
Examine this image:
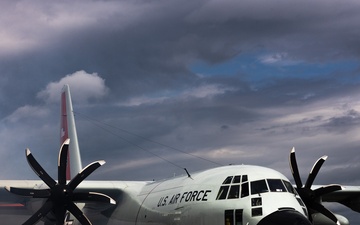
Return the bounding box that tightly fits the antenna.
[184,168,191,178]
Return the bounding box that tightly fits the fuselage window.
[250,180,268,195]
[228,185,240,199]
[241,182,249,198]
[283,180,296,194]
[252,207,263,217]
[225,210,234,225]
[267,179,287,192]
[217,186,230,200]
[251,197,262,206]
[223,176,233,184]
[235,209,243,225]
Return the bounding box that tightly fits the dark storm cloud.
[1,0,360,222]
[3,0,360,105]
[0,0,359,175]
[323,109,360,133]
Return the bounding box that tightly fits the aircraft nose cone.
[257,210,311,225]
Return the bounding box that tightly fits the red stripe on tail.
[61,91,71,180]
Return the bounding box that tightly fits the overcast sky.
[1,0,360,222]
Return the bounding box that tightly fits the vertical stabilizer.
[60,84,83,179]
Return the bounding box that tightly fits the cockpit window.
[241,182,249,198]
[251,180,268,195]
[242,175,248,182]
[223,176,233,184]
[228,185,240,199]
[267,179,287,192]
[283,180,296,194]
[217,175,249,200]
[232,175,241,184]
[216,186,230,200]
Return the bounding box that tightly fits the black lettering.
[169,194,176,204]
[174,193,181,204]
[162,196,168,206]
[180,192,187,203]
[196,190,204,201]
[185,191,193,202]
[169,193,181,205]
[202,190,211,201]
[191,191,198,201]
[157,197,164,207]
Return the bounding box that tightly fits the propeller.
[5,139,116,225]
[289,147,342,225]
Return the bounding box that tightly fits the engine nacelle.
[312,213,349,225]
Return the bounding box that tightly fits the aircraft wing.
[321,185,360,213]
[0,180,130,208]
[0,181,39,224]
[0,180,149,224]
[0,180,39,208]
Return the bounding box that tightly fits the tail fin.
[60,84,83,180]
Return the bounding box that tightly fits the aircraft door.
[224,209,243,225]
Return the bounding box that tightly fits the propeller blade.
[67,202,92,225]
[311,202,339,225]
[73,192,116,204]
[313,184,342,197]
[5,187,50,198]
[10,138,110,225]
[288,148,341,223]
[305,155,327,188]
[289,148,303,188]
[58,139,70,185]
[68,160,105,190]
[53,205,66,225]
[23,200,53,225]
[26,149,56,188]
